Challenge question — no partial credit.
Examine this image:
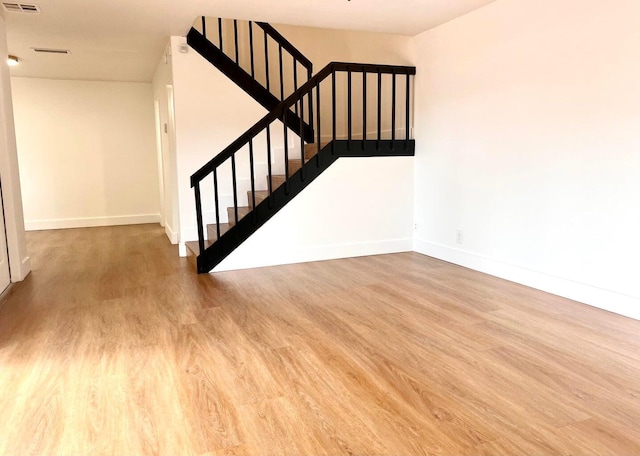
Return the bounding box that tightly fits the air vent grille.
[31,48,70,55]
[2,2,41,13]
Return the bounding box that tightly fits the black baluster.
[377,69,382,150]
[283,115,289,187]
[231,155,238,224]
[263,30,270,92]
[266,124,273,205]
[218,18,223,51]
[363,70,367,148]
[307,67,313,137]
[299,96,305,182]
[213,169,220,239]
[249,22,255,79]
[202,16,206,39]
[316,80,321,167]
[194,183,204,253]
[293,61,298,118]
[405,73,410,148]
[278,44,283,100]
[348,68,352,150]
[249,138,256,212]
[233,20,239,64]
[391,72,396,150]
[331,69,336,155]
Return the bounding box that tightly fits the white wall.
[11,78,160,230]
[412,0,640,319]
[0,13,30,281]
[272,23,414,69]
[216,156,414,271]
[152,44,180,244]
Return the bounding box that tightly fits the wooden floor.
[1,224,639,455]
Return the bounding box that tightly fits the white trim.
[213,238,413,272]
[413,238,640,321]
[24,214,161,231]
[164,223,179,244]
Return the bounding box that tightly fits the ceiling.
[3,0,496,82]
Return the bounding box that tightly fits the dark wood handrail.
[191,61,416,186]
[255,22,313,71]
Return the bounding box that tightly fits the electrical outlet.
[414,223,418,230]
[456,230,463,245]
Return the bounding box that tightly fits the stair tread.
[304,142,330,158]
[185,239,213,255]
[207,222,231,239]
[247,190,270,209]
[227,206,251,226]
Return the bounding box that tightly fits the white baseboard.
[11,255,32,282]
[24,214,161,231]
[164,224,179,244]
[213,238,413,272]
[413,238,640,321]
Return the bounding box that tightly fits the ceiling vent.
[2,2,41,13]
[31,47,70,55]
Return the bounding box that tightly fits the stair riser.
[226,207,250,227]
[207,223,230,240]
[287,160,302,175]
[246,191,268,209]
[269,176,286,189]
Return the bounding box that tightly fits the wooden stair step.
[227,206,251,227]
[287,158,302,174]
[268,174,287,189]
[247,190,269,209]
[304,141,330,159]
[185,239,213,267]
[206,222,231,240]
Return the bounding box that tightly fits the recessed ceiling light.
[7,55,19,66]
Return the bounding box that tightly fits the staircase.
[187,18,314,142]
[185,17,416,273]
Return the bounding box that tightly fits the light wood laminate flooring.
[1,224,639,455]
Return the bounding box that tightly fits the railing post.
[201,16,206,39]
[218,18,223,51]
[194,183,205,254]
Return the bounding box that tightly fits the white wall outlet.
[414,223,418,230]
[456,230,463,244]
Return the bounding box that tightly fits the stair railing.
[190,61,416,257]
[199,17,313,105]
